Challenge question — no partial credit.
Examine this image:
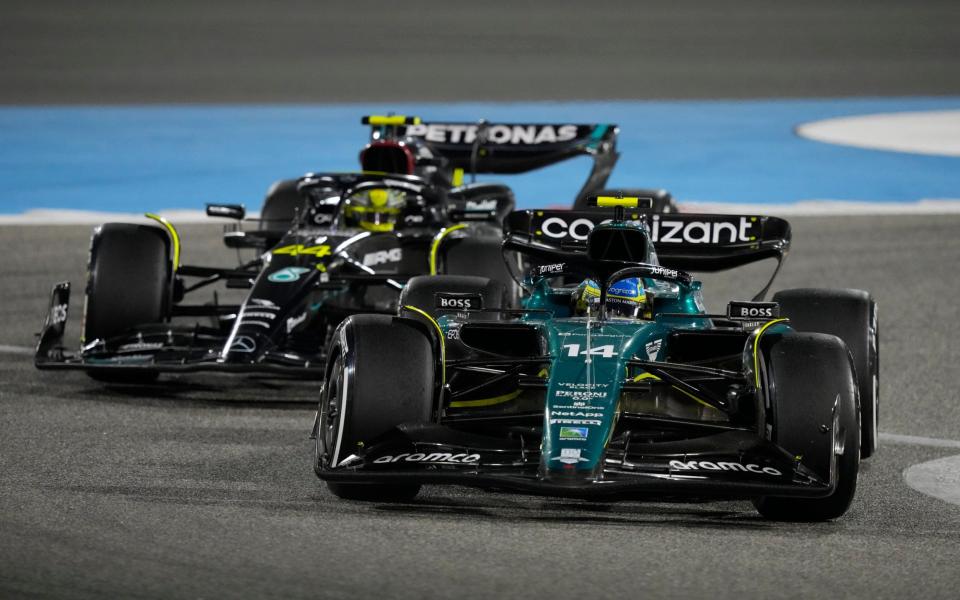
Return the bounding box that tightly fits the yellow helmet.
[342,187,405,232]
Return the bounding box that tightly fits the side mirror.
[206,203,246,220]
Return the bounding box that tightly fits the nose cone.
[220,331,271,363]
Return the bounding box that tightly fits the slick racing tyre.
[399,275,505,322]
[754,333,860,521]
[581,188,677,212]
[83,223,173,383]
[316,315,435,502]
[438,236,520,307]
[773,288,878,458]
[259,179,306,231]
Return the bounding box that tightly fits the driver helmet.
[342,187,406,232]
[574,277,647,319]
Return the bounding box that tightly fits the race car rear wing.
[365,117,620,202]
[504,209,792,299]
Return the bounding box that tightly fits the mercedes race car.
[33,116,676,383]
[313,198,879,521]
[34,170,520,382]
[258,114,677,230]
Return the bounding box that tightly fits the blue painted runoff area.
[1,97,958,215]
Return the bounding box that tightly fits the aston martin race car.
[258,115,677,229]
[313,198,879,521]
[33,170,521,381]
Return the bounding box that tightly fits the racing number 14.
[563,344,617,359]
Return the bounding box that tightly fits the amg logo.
[373,452,481,465]
[669,459,782,476]
[363,248,402,266]
[435,293,482,310]
[406,123,579,145]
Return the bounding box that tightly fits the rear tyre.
[440,236,520,307]
[753,333,860,521]
[588,188,677,213]
[773,288,878,458]
[83,223,172,383]
[316,315,435,501]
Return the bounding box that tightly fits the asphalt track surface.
[2,216,960,599]
[3,0,960,104]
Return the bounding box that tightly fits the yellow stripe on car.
[452,168,464,187]
[632,371,711,408]
[449,389,522,408]
[402,305,446,386]
[752,318,789,389]
[428,223,467,275]
[145,213,180,271]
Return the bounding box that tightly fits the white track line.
[797,110,960,157]
[904,456,960,508]
[0,345,34,355]
[880,432,960,508]
[879,432,960,449]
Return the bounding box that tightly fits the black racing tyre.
[399,274,504,321]
[316,314,435,502]
[773,288,878,458]
[586,188,677,213]
[83,223,172,383]
[754,333,860,521]
[259,179,306,231]
[439,236,520,307]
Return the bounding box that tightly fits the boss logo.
[435,293,482,310]
[727,301,780,319]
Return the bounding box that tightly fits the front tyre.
[315,315,435,502]
[754,333,860,521]
[83,223,172,383]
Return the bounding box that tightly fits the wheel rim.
[317,357,344,468]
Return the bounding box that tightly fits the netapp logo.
[406,123,579,145]
[435,293,482,310]
[373,452,480,465]
[669,460,782,476]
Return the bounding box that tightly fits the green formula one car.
[312,198,878,521]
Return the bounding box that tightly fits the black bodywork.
[34,172,511,377]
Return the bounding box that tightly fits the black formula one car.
[33,170,517,381]
[257,114,677,230]
[313,198,879,521]
[33,116,674,383]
